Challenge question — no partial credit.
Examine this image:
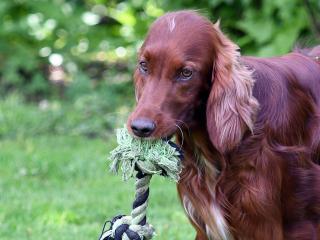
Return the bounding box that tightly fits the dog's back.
[243,49,320,103]
[242,48,320,166]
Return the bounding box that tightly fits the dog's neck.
[192,125,223,170]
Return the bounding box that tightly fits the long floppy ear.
[206,23,259,153]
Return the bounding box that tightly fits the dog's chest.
[182,195,233,240]
[181,152,233,240]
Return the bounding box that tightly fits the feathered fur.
[128,10,320,240]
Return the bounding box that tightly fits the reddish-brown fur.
[127,11,320,239]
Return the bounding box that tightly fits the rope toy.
[99,127,183,240]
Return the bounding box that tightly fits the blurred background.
[0,0,319,239]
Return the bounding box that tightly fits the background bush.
[0,0,319,103]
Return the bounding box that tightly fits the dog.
[127,10,320,239]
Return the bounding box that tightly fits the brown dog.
[127,10,320,240]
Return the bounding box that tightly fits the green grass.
[0,94,194,239]
[0,135,195,239]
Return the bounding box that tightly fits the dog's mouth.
[161,134,174,142]
[163,134,184,160]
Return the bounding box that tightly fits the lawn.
[0,97,194,239]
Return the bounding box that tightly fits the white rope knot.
[99,215,155,240]
[99,172,155,240]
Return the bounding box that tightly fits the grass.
[0,96,195,239]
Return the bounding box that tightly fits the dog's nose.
[131,118,156,137]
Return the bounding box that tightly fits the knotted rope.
[99,128,183,240]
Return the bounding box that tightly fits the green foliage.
[0,89,132,139]
[0,0,149,98]
[159,0,319,56]
[0,0,319,100]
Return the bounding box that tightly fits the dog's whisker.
[174,123,184,149]
[174,119,191,137]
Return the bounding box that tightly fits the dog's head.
[127,11,258,153]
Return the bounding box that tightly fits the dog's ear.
[206,23,259,153]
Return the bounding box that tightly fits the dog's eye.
[139,61,148,74]
[180,67,193,80]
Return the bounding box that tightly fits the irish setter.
[127,11,320,240]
